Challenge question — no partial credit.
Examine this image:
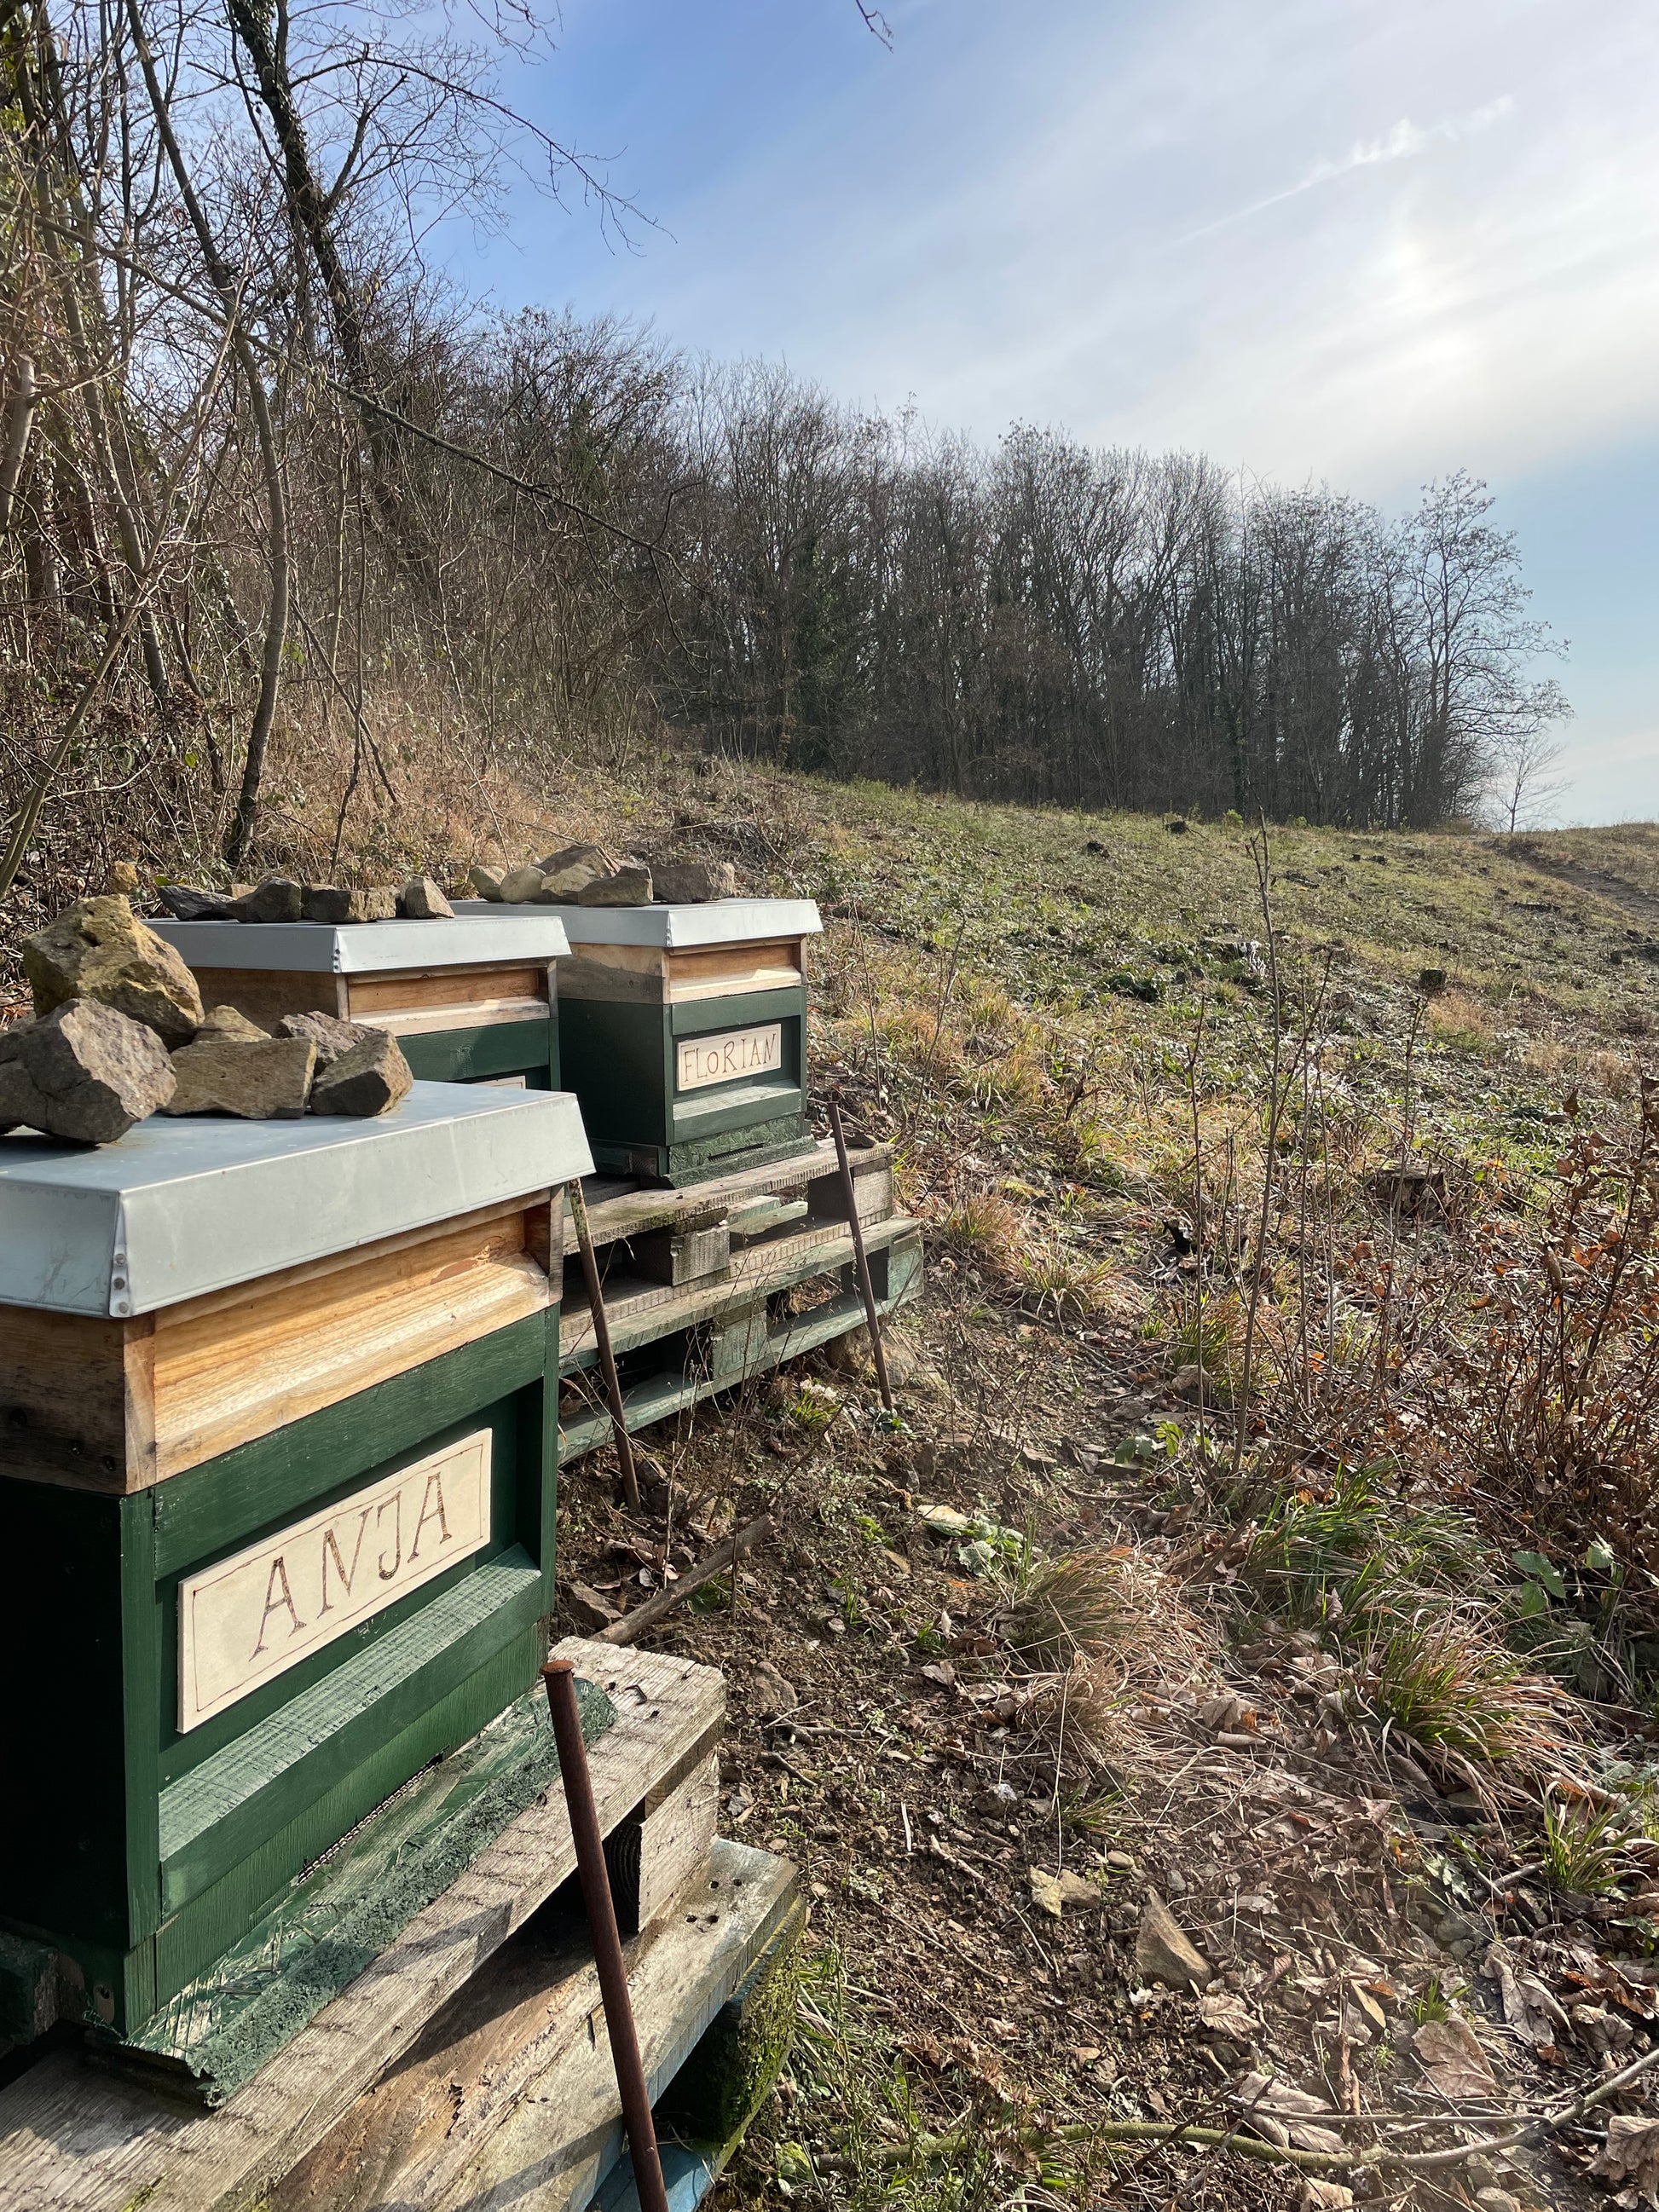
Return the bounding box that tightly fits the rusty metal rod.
[828,1096,894,1415]
[566,1177,642,1511]
[541,1658,670,2212]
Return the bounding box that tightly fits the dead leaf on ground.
[1590,2113,1659,2207]
[1412,2015,1500,2100]
[1483,1943,1569,2048]
[1198,1989,1257,2042]
[1029,1865,1096,1917]
[1297,2184,1355,2211]
[1232,2070,1345,2155]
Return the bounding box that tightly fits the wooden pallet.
[0,1643,797,2212]
[558,1138,922,1458]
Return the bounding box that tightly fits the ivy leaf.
[1513,1549,1565,1599]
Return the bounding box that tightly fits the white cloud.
[1188,95,1517,240]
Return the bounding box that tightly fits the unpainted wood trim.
[345,965,549,1017]
[151,1215,554,1479]
[159,1194,550,1330]
[356,997,549,1038]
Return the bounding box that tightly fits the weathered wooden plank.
[267,1841,795,2212]
[559,1223,922,1459]
[0,1305,153,1492]
[151,1210,553,1478]
[560,1210,916,1366]
[442,1843,798,2212]
[0,1643,725,2212]
[346,964,550,1018]
[365,996,548,1038]
[561,1140,891,1256]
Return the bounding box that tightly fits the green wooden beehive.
[460,898,823,1185]
[0,1086,592,2060]
[148,914,572,1089]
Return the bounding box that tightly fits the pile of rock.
[156,875,454,923]
[467,845,737,909]
[0,898,412,1146]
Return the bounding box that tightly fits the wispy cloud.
[1187,94,1517,239]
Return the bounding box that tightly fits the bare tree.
[1488,700,1574,832]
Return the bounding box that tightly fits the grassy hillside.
[12,761,1659,2206]
[514,766,1659,2209]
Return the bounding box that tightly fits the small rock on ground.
[1135,1891,1209,1989]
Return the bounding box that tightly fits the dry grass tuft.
[1003,1548,1132,1671]
[1356,1614,1578,1799]
[1004,1551,1221,1786]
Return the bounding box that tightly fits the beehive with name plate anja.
[0,1086,592,2052]
[457,898,822,1185]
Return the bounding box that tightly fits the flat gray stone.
[651,860,737,904]
[467,864,506,901]
[0,1001,176,1144]
[165,1022,316,1119]
[276,1010,377,1067]
[157,885,236,922]
[501,866,546,904]
[231,878,303,924]
[577,865,653,907]
[397,876,454,920]
[309,1028,413,1118]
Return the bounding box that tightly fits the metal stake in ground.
[567,1176,642,1511]
[541,1658,670,2212]
[828,1096,894,1416]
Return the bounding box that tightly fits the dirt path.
[1512,846,1659,933]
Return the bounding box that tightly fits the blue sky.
[448,0,1659,825]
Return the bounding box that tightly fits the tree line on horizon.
[0,0,1570,901]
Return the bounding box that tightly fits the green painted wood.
[0,1481,131,1950]
[667,984,806,1041]
[397,1017,557,1088]
[155,1395,535,1788]
[114,1678,616,2105]
[560,986,809,1180]
[119,1490,163,1953]
[159,1552,545,1909]
[150,1625,545,2011]
[3,1309,564,2043]
[152,1312,552,1577]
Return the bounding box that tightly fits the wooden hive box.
[147,914,571,1090]
[0,1087,592,2055]
[458,898,822,1185]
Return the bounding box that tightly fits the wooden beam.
[0,1643,725,2212]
